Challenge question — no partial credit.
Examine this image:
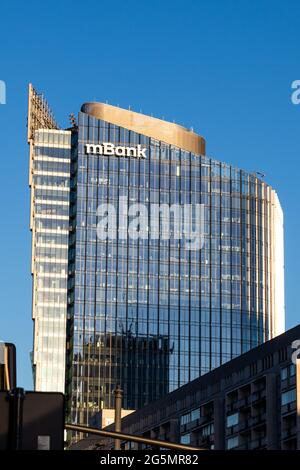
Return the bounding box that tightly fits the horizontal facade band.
[34,156,70,163]
[34,214,70,220]
[34,257,68,264]
[34,185,70,192]
[35,199,70,206]
[36,242,69,249]
[35,228,69,234]
[33,170,70,177]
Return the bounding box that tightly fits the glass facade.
[65,110,284,426]
[30,129,71,392]
[28,87,284,426]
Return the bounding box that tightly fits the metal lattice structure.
[27,83,59,143]
[28,83,60,193]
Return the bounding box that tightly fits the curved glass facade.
[28,87,284,427]
[65,110,284,424]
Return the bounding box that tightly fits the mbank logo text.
[85,142,147,159]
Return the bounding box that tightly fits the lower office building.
[100,324,300,450]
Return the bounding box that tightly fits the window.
[227,412,239,427]
[281,389,296,406]
[227,436,239,450]
[281,364,296,381]
[201,423,214,438]
[180,433,191,444]
[191,408,200,422]
[290,363,296,377]
[180,409,200,426]
[180,412,190,426]
[281,367,288,381]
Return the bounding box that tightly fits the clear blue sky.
[0,0,299,389]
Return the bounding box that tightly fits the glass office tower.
[28,85,72,392]
[28,86,285,425]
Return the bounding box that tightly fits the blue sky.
[0,0,299,389]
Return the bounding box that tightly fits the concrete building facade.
[102,325,300,450]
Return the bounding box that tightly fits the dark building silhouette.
[66,330,172,428]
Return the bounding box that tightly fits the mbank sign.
[85,142,147,158]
